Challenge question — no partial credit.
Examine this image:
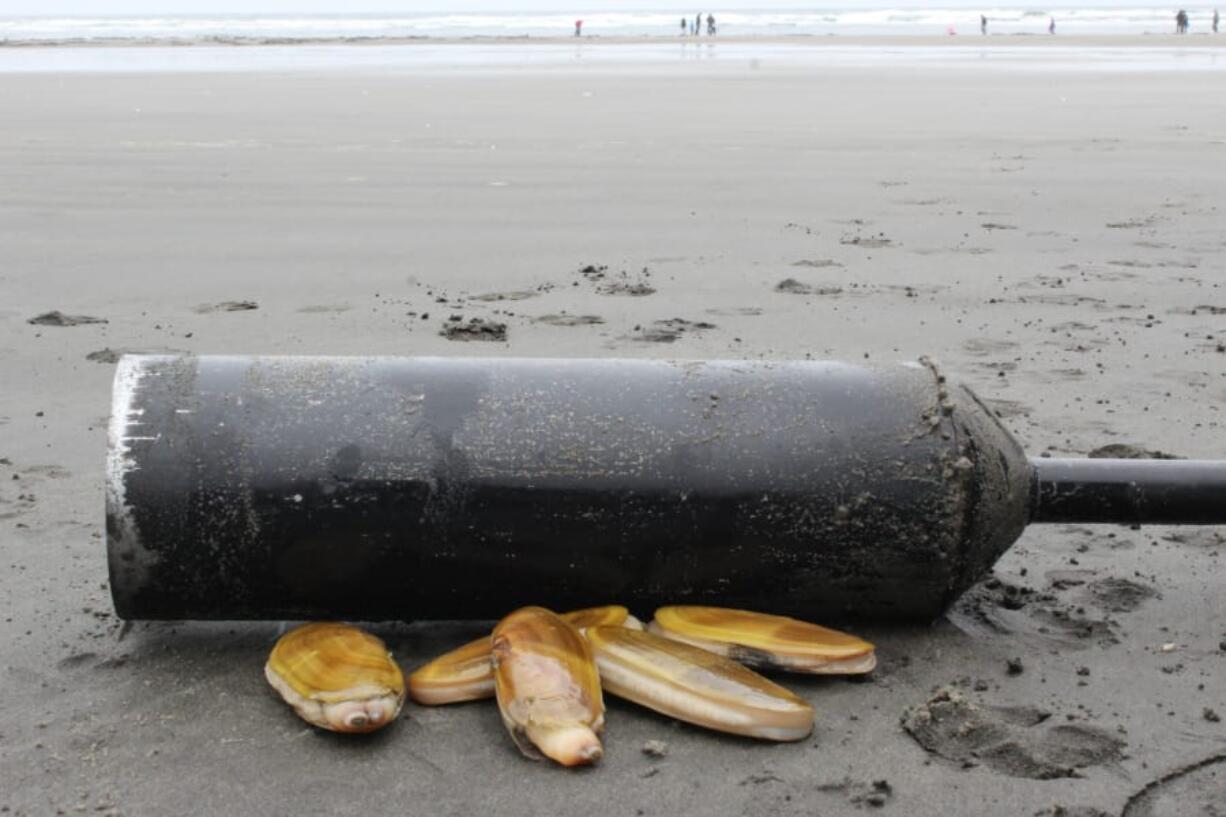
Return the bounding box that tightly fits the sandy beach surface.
[1,41,1225,816]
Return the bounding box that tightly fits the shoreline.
[2,32,1225,49]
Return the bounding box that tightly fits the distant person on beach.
[1175,9,1189,33]
[696,13,703,36]
[1214,8,1220,32]
[981,14,988,34]
[574,19,583,37]
[681,17,688,35]
[1049,16,1056,34]
[707,14,716,35]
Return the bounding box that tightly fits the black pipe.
[105,355,1222,623]
[1029,458,1226,524]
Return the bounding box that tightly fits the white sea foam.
[0,7,1220,42]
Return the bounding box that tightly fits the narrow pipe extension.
[1029,458,1226,524]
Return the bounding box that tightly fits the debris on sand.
[86,348,131,364]
[535,314,605,327]
[440,317,507,342]
[599,281,657,296]
[1088,443,1181,460]
[194,300,259,314]
[577,263,656,296]
[27,311,107,327]
[901,688,1125,780]
[774,278,843,296]
[641,740,669,758]
[816,778,894,808]
[469,290,541,303]
[631,318,716,344]
[790,258,844,268]
[840,233,893,248]
[86,347,184,364]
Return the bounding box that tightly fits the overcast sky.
[0,0,1164,14]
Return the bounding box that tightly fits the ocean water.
[0,7,1221,43]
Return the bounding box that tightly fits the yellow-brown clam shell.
[265,622,405,733]
[585,626,814,741]
[409,605,641,706]
[492,606,605,766]
[649,606,876,675]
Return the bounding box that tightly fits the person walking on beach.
[1048,16,1056,34]
[680,16,688,36]
[574,18,583,37]
[1214,8,1220,32]
[981,14,988,35]
[696,13,703,36]
[707,14,716,35]
[1175,9,1189,33]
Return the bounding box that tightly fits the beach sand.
[1,48,1224,816]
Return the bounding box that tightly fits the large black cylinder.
[106,355,1031,621]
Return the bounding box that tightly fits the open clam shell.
[649,606,876,675]
[265,622,405,733]
[409,605,641,706]
[585,626,814,741]
[492,606,605,766]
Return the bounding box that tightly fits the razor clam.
[492,607,605,766]
[409,605,641,706]
[649,606,876,674]
[585,626,814,741]
[265,622,405,733]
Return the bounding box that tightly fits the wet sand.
[1,54,1225,816]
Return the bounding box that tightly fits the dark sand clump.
[775,278,843,296]
[1088,443,1181,460]
[630,318,715,343]
[535,314,605,327]
[28,310,107,326]
[440,317,508,342]
[194,300,259,313]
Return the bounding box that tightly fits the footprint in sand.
[1122,754,1226,817]
[902,688,1125,780]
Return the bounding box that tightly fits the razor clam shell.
[409,605,640,705]
[585,626,814,742]
[650,606,876,675]
[265,622,405,733]
[492,607,605,766]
